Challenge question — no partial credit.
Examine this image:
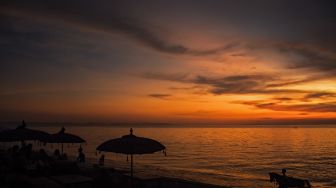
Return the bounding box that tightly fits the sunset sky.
[1,0,336,124]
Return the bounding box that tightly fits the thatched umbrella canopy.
[0,121,50,142]
[48,127,85,154]
[97,128,166,182]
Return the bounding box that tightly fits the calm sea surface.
[31,127,336,187]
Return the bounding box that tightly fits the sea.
[2,126,336,188]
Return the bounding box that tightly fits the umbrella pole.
[131,154,133,186]
[61,143,64,155]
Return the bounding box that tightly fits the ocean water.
[29,127,336,187]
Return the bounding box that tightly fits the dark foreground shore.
[0,148,230,188]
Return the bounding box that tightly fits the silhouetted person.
[10,145,26,172]
[36,149,50,171]
[21,120,26,127]
[25,143,33,160]
[53,149,61,160]
[282,168,286,176]
[61,153,68,160]
[19,140,27,155]
[281,169,288,188]
[99,154,105,166]
[78,145,83,153]
[38,149,48,162]
[77,146,85,163]
[10,145,20,159]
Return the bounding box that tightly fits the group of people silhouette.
[7,142,105,167]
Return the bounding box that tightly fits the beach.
[0,144,230,188]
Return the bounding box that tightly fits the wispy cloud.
[302,92,336,101]
[230,90,336,113]
[248,42,336,73]
[275,44,336,71]
[240,101,336,113]
[0,2,237,57]
[148,93,172,100]
[2,1,336,74]
[175,110,217,117]
[142,72,312,95]
[272,97,293,101]
[142,72,190,82]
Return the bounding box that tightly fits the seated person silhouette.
[53,149,61,160]
[99,154,105,166]
[77,146,85,163]
[61,153,68,160]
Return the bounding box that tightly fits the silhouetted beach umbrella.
[48,127,85,154]
[0,120,50,142]
[96,128,166,181]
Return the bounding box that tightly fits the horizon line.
[0,121,336,128]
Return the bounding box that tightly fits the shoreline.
[79,156,232,188]
[0,145,231,188]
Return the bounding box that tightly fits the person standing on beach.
[281,169,288,188]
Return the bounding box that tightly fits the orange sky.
[1,1,336,124]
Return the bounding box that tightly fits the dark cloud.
[194,75,272,94]
[175,110,216,116]
[265,75,323,88]
[142,72,190,82]
[235,92,336,113]
[272,97,293,101]
[303,92,336,101]
[275,44,336,71]
[240,101,336,112]
[142,72,310,95]
[1,0,336,72]
[246,42,336,74]
[0,1,236,56]
[148,93,172,100]
[246,118,336,126]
